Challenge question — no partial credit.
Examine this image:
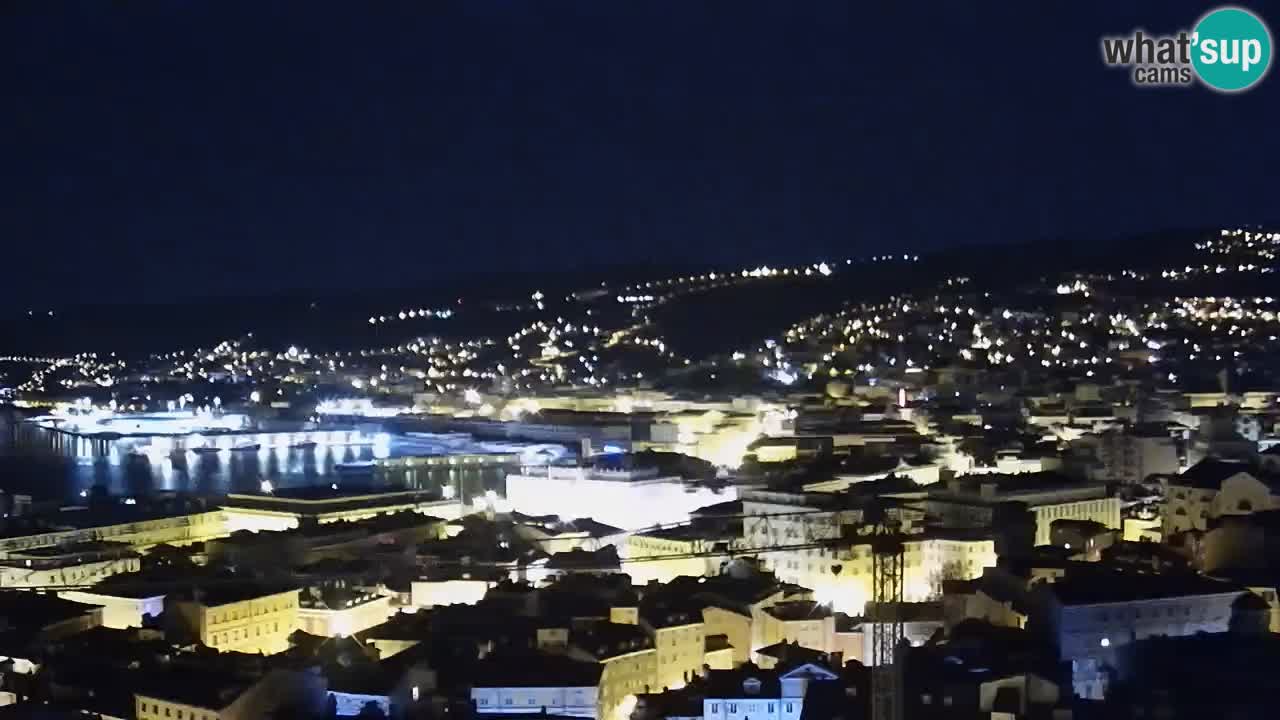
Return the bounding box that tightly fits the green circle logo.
[1192,6,1272,92]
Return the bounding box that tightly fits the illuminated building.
[639,608,705,692]
[0,542,139,589]
[206,511,447,569]
[505,465,737,531]
[566,623,657,720]
[704,635,736,670]
[60,585,166,629]
[167,585,300,655]
[930,472,1120,546]
[512,514,627,555]
[297,586,393,638]
[410,577,492,609]
[742,488,997,612]
[940,575,1029,630]
[852,601,944,665]
[702,605,753,667]
[646,409,766,469]
[136,686,245,720]
[624,524,738,585]
[700,664,839,720]
[800,458,941,491]
[221,487,461,533]
[0,505,227,555]
[1162,458,1276,537]
[754,601,835,656]
[470,653,601,717]
[659,575,813,665]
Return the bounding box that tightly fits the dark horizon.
[4,1,1278,303]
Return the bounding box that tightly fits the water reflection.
[1,421,510,504]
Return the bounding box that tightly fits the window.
[711,704,719,713]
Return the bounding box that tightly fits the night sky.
[3,1,1277,303]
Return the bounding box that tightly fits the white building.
[1163,458,1279,537]
[470,654,601,718]
[1037,572,1243,699]
[296,588,393,638]
[702,663,839,720]
[59,588,165,629]
[504,465,737,531]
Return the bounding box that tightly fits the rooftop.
[470,651,602,688]
[570,622,653,660]
[764,600,833,622]
[134,668,251,711]
[170,582,299,607]
[1047,570,1242,606]
[1171,458,1259,490]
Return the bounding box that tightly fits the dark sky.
[2,1,1277,303]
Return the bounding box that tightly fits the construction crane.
[866,500,905,720]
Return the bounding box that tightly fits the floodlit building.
[206,510,447,569]
[625,523,739,585]
[567,623,657,720]
[0,542,139,589]
[1162,458,1278,537]
[638,605,706,693]
[0,503,226,555]
[741,488,997,612]
[755,601,835,656]
[296,585,393,638]
[470,652,601,717]
[931,472,1120,546]
[505,464,737,531]
[60,585,166,629]
[220,486,460,533]
[166,584,300,655]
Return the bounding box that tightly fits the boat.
[289,440,318,450]
[335,460,377,473]
[190,446,221,455]
[231,443,261,452]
